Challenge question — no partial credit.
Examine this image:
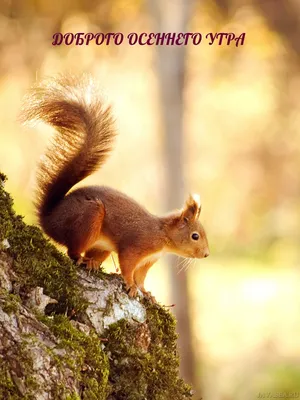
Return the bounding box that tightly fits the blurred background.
[1,0,300,399]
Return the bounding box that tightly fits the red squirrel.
[21,75,209,299]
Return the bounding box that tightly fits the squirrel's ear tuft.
[181,194,201,222]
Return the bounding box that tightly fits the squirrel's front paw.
[126,283,139,298]
[141,289,157,304]
[77,257,101,271]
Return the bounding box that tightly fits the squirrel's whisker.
[176,257,187,270]
[21,74,209,300]
[177,258,190,275]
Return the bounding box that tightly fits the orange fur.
[21,75,209,301]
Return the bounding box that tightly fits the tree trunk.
[0,172,193,400]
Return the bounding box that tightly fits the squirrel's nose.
[204,250,209,258]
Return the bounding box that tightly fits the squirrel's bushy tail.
[20,74,116,222]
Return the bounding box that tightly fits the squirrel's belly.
[136,250,165,269]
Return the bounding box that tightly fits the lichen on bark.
[0,172,193,400]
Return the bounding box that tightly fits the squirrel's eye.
[191,232,199,241]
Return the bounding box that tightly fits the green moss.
[0,366,20,400]
[65,394,81,400]
[0,172,193,399]
[41,314,111,399]
[2,293,21,314]
[0,306,40,399]
[0,340,39,400]
[104,304,193,400]
[0,173,88,315]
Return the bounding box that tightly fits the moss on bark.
[0,172,193,399]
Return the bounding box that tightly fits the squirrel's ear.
[181,194,201,222]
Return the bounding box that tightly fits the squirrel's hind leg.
[66,198,105,267]
[83,248,111,270]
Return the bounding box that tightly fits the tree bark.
[0,172,193,400]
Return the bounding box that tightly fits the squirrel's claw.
[77,257,101,271]
[87,258,102,271]
[141,289,157,304]
[126,283,139,298]
[126,284,157,303]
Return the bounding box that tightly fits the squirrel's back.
[21,74,209,299]
[45,185,162,246]
[20,75,116,230]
